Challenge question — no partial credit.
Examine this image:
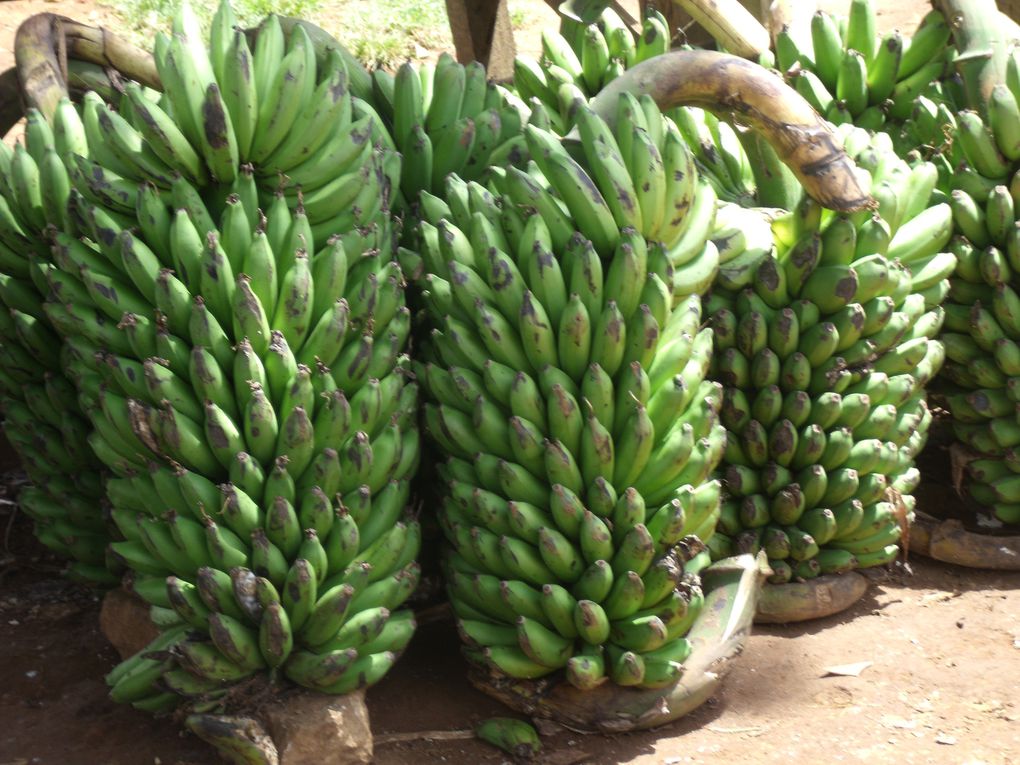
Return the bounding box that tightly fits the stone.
[99,588,159,659]
[262,689,373,765]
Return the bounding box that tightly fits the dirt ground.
[2,474,1019,765]
[2,1,1018,764]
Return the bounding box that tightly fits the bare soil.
[2,484,1019,765]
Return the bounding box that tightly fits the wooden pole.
[444,0,516,80]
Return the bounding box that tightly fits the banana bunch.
[0,0,421,706]
[773,2,952,130]
[704,122,954,579]
[397,94,719,302]
[368,53,530,204]
[53,179,421,703]
[928,49,1020,525]
[400,97,725,690]
[510,7,672,135]
[0,108,115,586]
[38,161,421,702]
[66,0,400,250]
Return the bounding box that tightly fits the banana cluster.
[398,93,719,303]
[774,3,952,131]
[705,123,953,579]
[368,53,530,202]
[401,97,725,690]
[511,7,671,136]
[0,0,424,710]
[925,48,1020,524]
[57,163,420,708]
[666,106,757,208]
[89,3,399,251]
[0,110,113,586]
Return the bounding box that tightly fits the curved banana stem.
[14,13,67,120]
[912,511,1020,570]
[587,50,872,213]
[14,13,159,120]
[59,18,160,90]
[754,571,868,623]
[669,0,771,59]
[184,715,279,765]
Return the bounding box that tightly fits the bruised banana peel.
[587,50,873,213]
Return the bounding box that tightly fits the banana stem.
[59,18,160,90]
[587,50,872,213]
[14,13,159,120]
[469,553,766,733]
[184,714,279,765]
[669,0,772,59]
[936,0,1010,117]
[14,13,67,121]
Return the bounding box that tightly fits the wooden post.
[444,0,516,81]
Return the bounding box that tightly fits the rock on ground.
[263,689,373,765]
[99,588,159,660]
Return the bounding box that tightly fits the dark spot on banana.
[202,89,229,149]
[94,282,115,300]
[836,274,858,299]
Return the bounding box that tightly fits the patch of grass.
[103,0,323,47]
[326,0,453,68]
[507,0,530,29]
[103,0,451,69]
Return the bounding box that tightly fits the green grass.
[507,0,530,28]
[328,0,453,68]
[103,0,457,69]
[105,0,545,69]
[104,0,323,47]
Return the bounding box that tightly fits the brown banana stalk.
[14,13,67,121]
[14,13,158,121]
[587,50,872,213]
[184,715,279,765]
[59,17,160,90]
